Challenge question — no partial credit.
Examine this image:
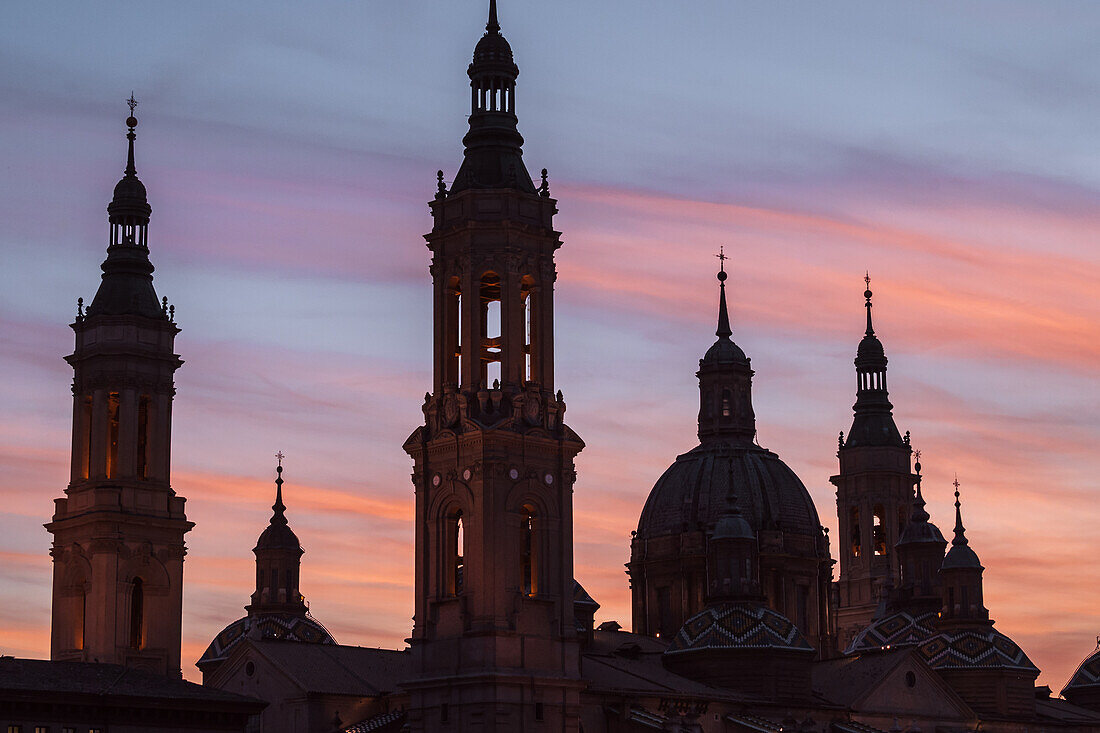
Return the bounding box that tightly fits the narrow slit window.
[850,507,862,558]
[136,394,150,479]
[106,392,120,479]
[521,506,537,596]
[450,511,465,596]
[873,505,887,556]
[129,578,144,649]
[80,395,92,479]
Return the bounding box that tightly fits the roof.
[580,630,746,700]
[845,609,938,655]
[813,653,913,707]
[198,612,337,669]
[636,440,823,552]
[0,657,263,710]
[247,641,411,696]
[665,603,813,654]
[1061,644,1100,694]
[918,627,1038,672]
[1036,695,1100,724]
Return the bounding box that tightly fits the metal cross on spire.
[716,246,728,273]
[127,92,138,115]
[275,451,285,467]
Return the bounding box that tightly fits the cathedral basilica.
[4,3,1100,733]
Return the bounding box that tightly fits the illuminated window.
[521,506,537,595]
[106,392,120,478]
[873,505,887,556]
[850,507,862,557]
[448,511,465,596]
[522,276,536,382]
[480,273,502,387]
[721,389,732,417]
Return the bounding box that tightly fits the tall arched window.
[448,511,465,596]
[850,507,862,557]
[79,395,92,479]
[129,578,144,650]
[446,276,462,386]
[521,276,535,382]
[480,273,502,387]
[136,395,151,479]
[873,505,887,556]
[106,392,120,479]
[521,506,537,596]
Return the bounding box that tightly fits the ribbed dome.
[110,175,149,208]
[637,441,821,546]
[856,333,884,360]
[197,612,336,671]
[473,31,515,68]
[256,522,301,552]
[845,609,938,654]
[1062,646,1100,694]
[919,628,1037,671]
[941,542,981,569]
[898,516,946,546]
[701,337,748,367]
[666,602,813,654]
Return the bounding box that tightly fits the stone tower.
[831,277,914,649]
[46,104,191,677]
[402,2,585,730]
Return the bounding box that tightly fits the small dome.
[256,522,301,552]
[701,337,748,367]
[898,518,946,546]
[1062,646,1100,696]
[857,333,885,360]
[918,628,1037,671]
[197,612,336,670]
[711,510,754,542]
[666,603,813,654]
[473,31,515,67]
[941,542,981,570]
[111,174,148,203]
[845,609,938,654]
[637,442,822,551]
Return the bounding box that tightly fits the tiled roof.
[665,603,813,654]
[198,612,336,668]
[1062,645,1100,693]
[918,628,1037,672]
[845,609,938,654]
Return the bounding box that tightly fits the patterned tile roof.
[198,612,336,668]
[342,710,405,732]
[665,602,813,654]
[918,627,1038,672]
[1062,646,1100,693]
[845,609,938,654]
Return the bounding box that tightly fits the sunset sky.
[1,1,1098,689]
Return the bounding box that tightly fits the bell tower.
[46,101,191,677]
[403,3,585,730]
[831,276,914,649]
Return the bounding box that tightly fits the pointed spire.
[864,272,875,336]
[124,93,138,177]
[910,450,930,523]
[951,474,967,547]
[716,246,732,339]
[487,0,500,33]
[271,451,288,527]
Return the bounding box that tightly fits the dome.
[665,603,813,654]
[918,628,1037,672]
[941,542,981,570]
[856,333,885,360]
[637,441,822,550]
[845,609,938,654]
[111,175,148,205]
[701,337,748,367]
[711,509,754,541]
[256,521,301,552]
[1062,646,1100,696]
[473,31,515,68]
[898,517,946,546]
[197,612,336,671]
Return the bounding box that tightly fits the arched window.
[78,588,86,651]
[129,578,144,650]
[106,392,120,479]
[447,277,462,386]
[721,389,732,418]
[873,505,887,556]
[480,273,502,387]
[521,506,537,596]
[136,394,151,479]
[522,276,536,382]
[850,507,861,557]
[448,511,465,596]
[79,395,92,479]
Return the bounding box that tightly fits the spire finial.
[124,93,138,178]
[951,473,968,546]
[863,271,874,337]
[271,452,288,526]
[487,0,500,33]
[715,247,732,339]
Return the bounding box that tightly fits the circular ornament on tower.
[544,473,554,485]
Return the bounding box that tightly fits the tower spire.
[951,474,967,547]
[487,0,500,33]
[271,451,288,527]
[864,272,874,336]
[125,93,138,177]
[716,247,732,339]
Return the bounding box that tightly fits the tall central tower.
[402,2,585,730]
